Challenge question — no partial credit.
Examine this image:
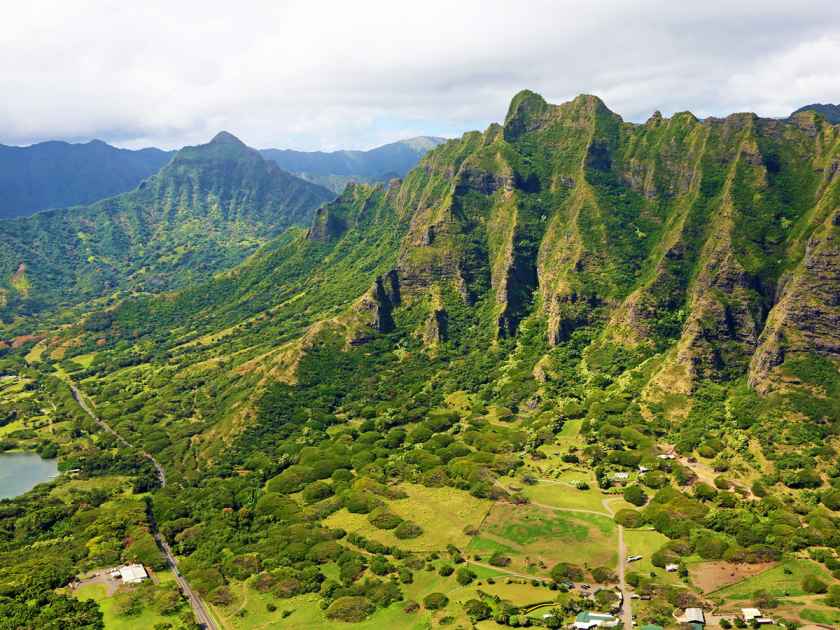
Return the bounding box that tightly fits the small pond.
[0,452,58,499]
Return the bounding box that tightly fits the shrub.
[623,485,648,506]
[438,564,454,576]
[550,562,584,582]
[694,483,717,501]
[614,509,643,528]
[463,599,492,622]
[714,476,731,490]
[643,470,669,489]
[802,575,828,594]
[302,481,334,504]
[591,566,616,583]
[826,584,840,608]
[456,567,477,585]
[489,552,511,567]
[368,509,403,530]
[325,596,375,622]
[394,521,423,539]
[423,592,449,610]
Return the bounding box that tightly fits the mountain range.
[0,131,334,322]
[260,136,447,192]
[0,140,173,219]
[2,92,840,629]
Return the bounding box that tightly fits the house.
[639,465,651,473]
[573,611,620,629]
[742,608,774,625]
[677,608,705,625]
[657,453,675,460]
[665,563,679,572]
[114,564,148,584]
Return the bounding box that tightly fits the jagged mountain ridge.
[0,131,335,323]
[260,136,447,193]
[97,91,840,423]
[791,103,840,124]
[0,139,173,219]
[262,91,840,395]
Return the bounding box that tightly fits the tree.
[623,485,648,506]
[802,574,828,594]
[456,567,477,585]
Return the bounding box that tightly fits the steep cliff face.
[749,207,840,391]
[212,91,840,401]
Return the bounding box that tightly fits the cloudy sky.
[2,0,840,151]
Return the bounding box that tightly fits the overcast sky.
[2,0,840,151]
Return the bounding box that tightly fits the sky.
[2,0,840,151]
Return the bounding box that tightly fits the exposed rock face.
[289,90,840,396]
[423,306,448,345]
[749,208,840,391]
[307,205,347,242]
[349,271,402,344]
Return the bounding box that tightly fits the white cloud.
[1,0,839,150]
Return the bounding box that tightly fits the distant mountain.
[0,131,334,321]
[790,103,840,123]
[260,136,447,193]
[0,140,174,219]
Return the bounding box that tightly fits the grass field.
[74,583,175,630]
[623,529,681,583]
[72,353,97,368]
[51,475,130,501]
[713,559,834,600]
[323,484,491,552]
[475,503,617,575]
[511,473,634,515]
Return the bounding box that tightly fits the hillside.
[261,136,446,192]
[0,131,334,324]
[0,140,173,219]
[3,92,840,629]
[791,103,840,124]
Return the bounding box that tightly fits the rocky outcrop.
[749,208,840,391]
[348,271,402,345]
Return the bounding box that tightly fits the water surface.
[0,452,58,499]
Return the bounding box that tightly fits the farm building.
[573,611,619,629]
[665,563,679,572]
[742,608,774,624]
[111,564,148,584]
[677,607,705,625]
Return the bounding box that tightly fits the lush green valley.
[0,132,334,328]
[1,91,839,630]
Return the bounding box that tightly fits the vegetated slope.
[9,91,840,628]
[261,136,447,192]
[791,103,840,124]
[0,131,335,323]
[76,90,840,461]
[0,139,173,219]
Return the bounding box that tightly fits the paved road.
[70,383,219,630]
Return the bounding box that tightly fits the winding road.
[69,383,219,630]
[516,478,634,629]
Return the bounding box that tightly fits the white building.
[742,608,774,624]
[115,564,148,584]
[574,612,620,629]
[665,563,679,572]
